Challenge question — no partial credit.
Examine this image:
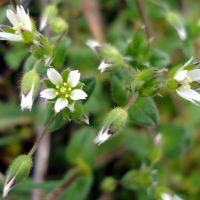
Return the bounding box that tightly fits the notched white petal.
[70,89,87,100]
[54,98,68,113]
[187,69,200,82]
[40,88,57,99]
[47,68,63,85]
[93,127,112,146]
[0,32,23,41]
[20,88,34,111]
[98,60,113,73]
[67,70,80,87]
[3,177,16,198]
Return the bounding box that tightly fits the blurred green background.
[1,0,200,199]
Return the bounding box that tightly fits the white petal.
[6,9,19,27]
[175,25,187,40]
[98,60,112,73]
[54,98,68,113]
[93,127,112,145]
[40,15,48,31]
[67,70,80,87]
[85,39,102,51]
[40,88,57,99]
[174,69,187,81]
[176,87,200,104]
[0,32,23,41]
[161,193,172,200]
[173,195,183,200]
[67,103,75,112]
[187,69,200,81]
[70,89,87,100]
[47,68,63,85]
[20,89,34,111]
[3,177,16,198]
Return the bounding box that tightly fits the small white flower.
[85,39,102,52]
[175,25,187,41]
[161,193,183,200]
[20,87,34,110]
[174,58,200,105]
[98,60,113,73]
[0,5,33,41]
[40,68,87,113]
[93,126,113,145]
[3,176,16,198]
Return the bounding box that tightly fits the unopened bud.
[94,107,128,145]
[101,177,117,193]
[20,70,40,111]
[3,155,32,198]
[166,11,187,40]
[50,17,68,34]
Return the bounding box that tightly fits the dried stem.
[28,114,57,157]
[135,0,153,40]
[125,92,139,111]
[81,0,105,42]
[45,170,80,200]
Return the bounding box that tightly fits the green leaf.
[81,76,96,101]
[65,127,97,167]
[43,102,68,132]
[0,102,34,130]
[111,74,127,105]
[128,97,159,126]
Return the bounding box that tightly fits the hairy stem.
[125,92,139,111]
[28,114,57,157]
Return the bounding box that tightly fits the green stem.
[28,114,57,157]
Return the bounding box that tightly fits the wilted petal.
[93,127,112,145]
[70,89,87,100]
[67,70,80,87]
[20,89,34,111]
[0,32,23,41]
[176,87,200,104]
[187,69,200,82]
[47,68,63,85]
[40,88,57,99]
[3,177,16,198]
[54,97,68,113]
[98,60,112,73]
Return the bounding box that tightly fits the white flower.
[93,126,113,146]
[174,58,200,105]
[175,25,187,41]
[161,193,183,200]
[98,60,113,73]
[20,87,34,110]
[0,5,33,41]
[3,176,15,198]
[40,68,87,113]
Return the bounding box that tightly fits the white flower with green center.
[40,68,87,113]
[173,58,200,105]
[0,5,33,41]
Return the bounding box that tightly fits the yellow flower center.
[56,82,72,98]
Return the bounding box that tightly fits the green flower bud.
[94,107,128,145]
[101,177,117,193]
[50,17,68,34]
[3,155,32,198]
[20,70,40,110]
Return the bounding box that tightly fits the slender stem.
[125,92,139,111]
[135,0,153,40]
[53,30,67,49]
[45,170,80,200]
[28,114,57,157]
